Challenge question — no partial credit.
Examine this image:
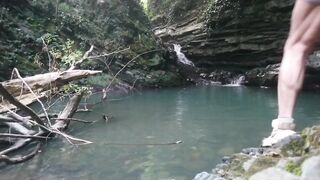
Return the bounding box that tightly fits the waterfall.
[224,75,245,87]
[173,44,195,66]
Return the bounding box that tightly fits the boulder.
[249,167,299,180]
[301,156,320,180]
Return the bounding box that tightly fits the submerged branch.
[0,133,51,140]
[87,47,130,60]
[0,142,41,164]
[52,118,95,124]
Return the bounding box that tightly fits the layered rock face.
[149,0,320,88]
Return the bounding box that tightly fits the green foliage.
[61,83,91,95]
[140,0,149,12]
[285,161,302,176]
[147,0,206,22]
[202,0,241,32]
[0,0,179,88]
[61,39,82,67]
[143,70,182,87]
[59,2,72,13]
[281,138,305,157]
[38,33,84,69]
[83,74,115,87]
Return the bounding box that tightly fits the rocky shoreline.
[194,126,320,180]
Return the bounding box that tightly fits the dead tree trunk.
[0,70,101,113]
[0,69,100,164]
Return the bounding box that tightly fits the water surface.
[1,86,319,180]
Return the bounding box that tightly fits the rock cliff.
[148,0,320,88]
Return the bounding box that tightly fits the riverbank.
[195,125,320,180]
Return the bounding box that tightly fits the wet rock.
[244,64,279,87]
[242,147,265,156]
[193,172,225,180]
[274,134,305,157]
[276,159,289,169]
[301,156,320,180]
[222,156,232,164]
[216,163,228,170]
[249,167,300,180]
[302,126,320,152]
[243,158,256,172]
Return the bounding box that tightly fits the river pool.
[1,86,320,180]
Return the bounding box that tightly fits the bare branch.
[52,118,95,124]
[0,84,45,127]
[11,68,52,126]
[105,49,161,91]
[0,138,32,155]
[0,142,41,164]
[0,133,51,140]
[87,47,130,60]
[8,112,32,127]
[68,45,95,71]
[41,37,53,72]
[0,115,19,123]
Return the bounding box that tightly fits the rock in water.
[301,156,320,180]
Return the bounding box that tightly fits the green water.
[1,86,320,180]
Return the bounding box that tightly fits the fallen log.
[0,84,45,126]
[0,68,99,164]
[0,69,101,113]
[1,70,101,98]
[0,93,92,163]
[52,93,83,131]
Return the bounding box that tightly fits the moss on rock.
[285,160,302,176]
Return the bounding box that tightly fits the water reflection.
[175,90,186,128]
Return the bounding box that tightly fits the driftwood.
[0,68,100,165]
[0,70,101,113]
[0,84,45,126]
[0,45,139,164]
[2,70,101,97]
[52,93,83,131]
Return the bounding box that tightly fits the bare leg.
[277,1,320,118]
[263,1,320,146]
[289,0,315,34]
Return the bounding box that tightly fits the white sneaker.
[262,118,297,147]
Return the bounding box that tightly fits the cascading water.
[173,44,195,66]
[224,75,245,87]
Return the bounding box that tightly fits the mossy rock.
[302,126,320,151]
[143,70,183,87]
[280,136,305,157]
[285,160,302,176]
[244,156,280,178]
[224,154,251,177]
